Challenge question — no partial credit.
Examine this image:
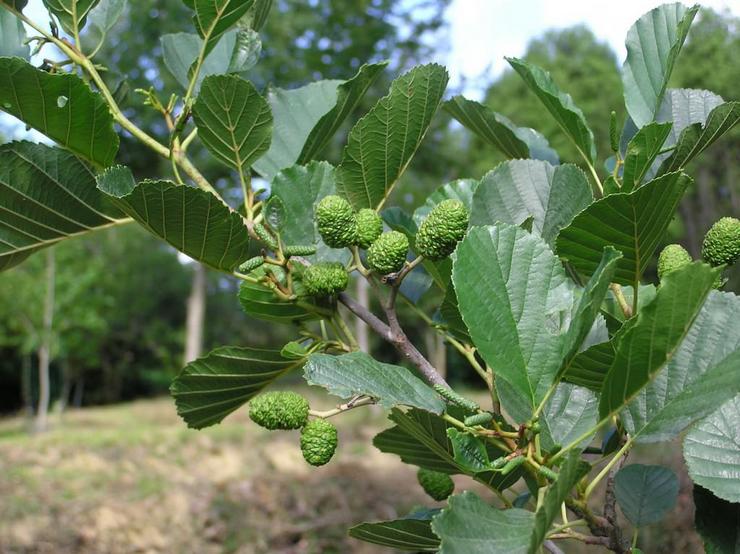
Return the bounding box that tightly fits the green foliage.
[1,1,739,551]
[657,243,693,280]
[417,468,454,501]
[415,199,469,261]
[248,390,309,430]
[300,418,338,466]
[301,262,348,297]
[702,216,740,266]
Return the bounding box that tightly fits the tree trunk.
[184,263,206,363]
[72,377,85,408]
[355,278,370,352]
[35,249,55,434]
[21,353,33,418]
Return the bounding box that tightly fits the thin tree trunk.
[55,359,71,415]
[21,353,33,418]
[184,263,206,363]
[72,377,84,408]
[35,249,55,434]
[355,278,370,352]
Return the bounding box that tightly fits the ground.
[0,388,704,553]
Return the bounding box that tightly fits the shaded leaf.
[170,345,303,429]
[470,160,592,247]
[432,491,534,554]
[540,383,598,452]
[693,486,740,554]
[443,95,558,163]
[336,63,448,209]
[97,168,249,271]
[373,407,459,474]
[556,171,690,285]
[614,464,679,526]
[599,262,719,419]
[453,223,573,412]
[0,57,119,166]
[657,101,740,175]
[238,267,320,323]
[349,514,439,552]
[254,63,385,180]
[529,451,591,553]
[621,122,672,191]
[297,61,387,164]
[621,3,698,128]
[42,0,100,33]
[192,74,272,172]
[304,352,444,414]
[0,142,126,272]
[161,29,261,92]
[684,396,740,503]
[0,8,28,57]
[623,291,740,442]
[185,0,254,58]
[506,57,596,165]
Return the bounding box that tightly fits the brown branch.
[338,292,448,387]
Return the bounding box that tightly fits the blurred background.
[0,1,738,552]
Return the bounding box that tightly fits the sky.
[445,0,740,98]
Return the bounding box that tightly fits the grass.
[0,386,704,553]
[0,388,439,553]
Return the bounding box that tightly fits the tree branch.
[338,292,448,387]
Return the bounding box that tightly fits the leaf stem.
[610,283,633,319]
[583,437,633,500]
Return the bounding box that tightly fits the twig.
[338,292,448,386]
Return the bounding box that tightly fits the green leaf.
[432,492,534,554]
[264,161,349,265]
[97,168,249,271]
[238,267,320,323]
[170,345,303,429]
[621,122,672,191]
[443,95,558,164]
[42,0,100,33]
[0,142,126,272]
[693,486,740,554]
[373,408,459,474]
[246,0,271,31]
[623,291,740,442]
[684,396,740,503]
[446,428,491,473]
[453,223,573,412]
[161,29,261,92]
[563,342,615,391]
[506,57,596,165]
[559,248,621,376]
[336,63,448,209]
[349,514,440,552]
[621,3,699,128]
[304,352,444,414]
[614,464,679,526]
[0,57,119,167]
[192,74,271,172]
[540,383,598,452]
[89,0,126,34]
[598,262,720,419]
[0,8,28,58]
[297,61,387,165]
[657,101,740,176]
[556,171,690,285]
[185,0,254,58]
[253,63,386,180]
[470,160,593,248]
[529,451,591,553]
